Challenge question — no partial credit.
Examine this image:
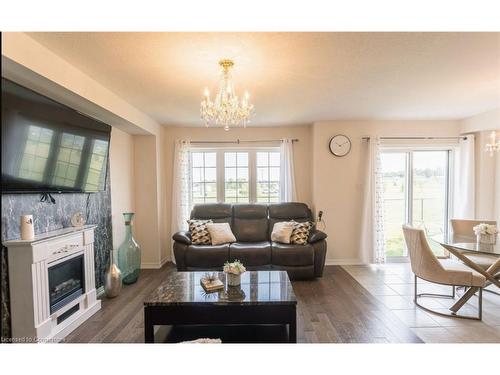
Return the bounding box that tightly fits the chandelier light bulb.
[200,59,254,130]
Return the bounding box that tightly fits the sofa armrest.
[172,231,192,245]
[308,229,327,244]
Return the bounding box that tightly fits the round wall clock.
[329,134,352,157]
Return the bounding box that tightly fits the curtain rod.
[190,139,299,144]
[362,136,467,141]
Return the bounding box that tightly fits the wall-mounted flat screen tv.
[1,78,111,193]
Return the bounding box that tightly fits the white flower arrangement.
[473,223,498,236]
[223,260,246,275]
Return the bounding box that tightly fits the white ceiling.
[27,32,500,127]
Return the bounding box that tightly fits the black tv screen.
[1,78,111,193]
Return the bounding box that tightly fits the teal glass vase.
[117,213,141,284]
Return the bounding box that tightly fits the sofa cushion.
[271,242,314,266]
[191,203,232,225]
[269,202,312,220]
[229,241,271,266]
[185,244,230,268]
[232,204,269,242]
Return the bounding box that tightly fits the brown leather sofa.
[172,202,327,279]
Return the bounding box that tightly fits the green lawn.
[383,174,446,257]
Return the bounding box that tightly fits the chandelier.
[485,130,500,156]
[200,59,254,131]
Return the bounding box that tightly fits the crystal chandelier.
[485,130,500,156]
[200,59,254,131]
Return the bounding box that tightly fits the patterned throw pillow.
[290,221,313,245]
[187,219,213,245]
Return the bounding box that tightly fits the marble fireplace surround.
[1,173,112,340]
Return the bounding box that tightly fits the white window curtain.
[170,139,191,263]
[280,138,297,202]
[359,137,386,264]
[453,134,475,219]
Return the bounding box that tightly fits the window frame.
[189,146,281,204]
[190,151,218,204]
[380,145,455,262]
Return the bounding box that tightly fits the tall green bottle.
[117,213,141,284]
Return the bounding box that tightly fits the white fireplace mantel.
[3,225,101,342]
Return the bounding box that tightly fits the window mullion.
[249,150,256,203]
[217,150,224,203]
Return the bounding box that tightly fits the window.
[224,152,249,203]
[381,149,452,259]
[189,148,281,204]
[256,151,280,203]
[191,151,217,204]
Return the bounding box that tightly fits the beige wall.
[473,131,497,220]
[312,120,461,264]
[460,109,500,133]
[133,136,162,267]
[460,109,500,224]
[109,128,136,250]
[160,125,312,261]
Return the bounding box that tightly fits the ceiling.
[27,32,500,127]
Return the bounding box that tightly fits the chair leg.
[479,288,483,321]
[413,275,482,321]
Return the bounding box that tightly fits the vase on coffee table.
[227,273,241,286]
[117,212,141,284]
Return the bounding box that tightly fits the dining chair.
[450,219,496,237]
[450,219,499,287]
[402,225,487,320]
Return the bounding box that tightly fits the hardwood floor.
[63,264,422,343]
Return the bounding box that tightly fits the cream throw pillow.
[271,221,295,244]
[206,223,237,245]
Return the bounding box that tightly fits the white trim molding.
[141,257,170,269]
[325,258,365,266]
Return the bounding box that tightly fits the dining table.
[432,234,500,314]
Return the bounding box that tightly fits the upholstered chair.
[402,225,487,320]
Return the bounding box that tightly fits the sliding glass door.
[381,149,452,259]
[380,152,408,257]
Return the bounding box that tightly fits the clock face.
[329,135,352,157]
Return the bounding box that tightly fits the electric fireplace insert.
[48,254,85,314]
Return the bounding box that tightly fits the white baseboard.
[141,257,170,269]
[325,258,365,266]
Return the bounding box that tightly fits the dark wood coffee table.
[144,270,297,343]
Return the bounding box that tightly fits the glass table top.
[144,271,297,306]
[432,234,500,256]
